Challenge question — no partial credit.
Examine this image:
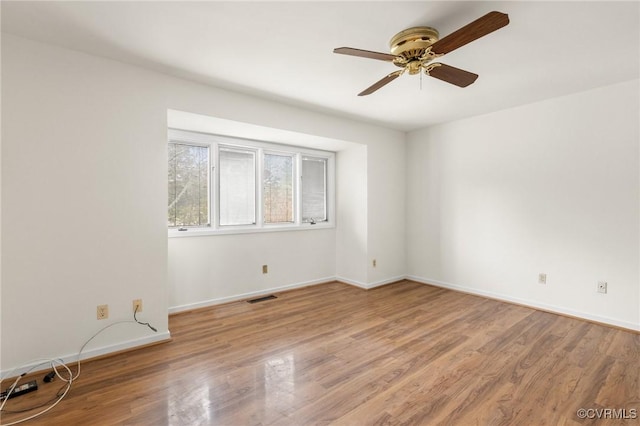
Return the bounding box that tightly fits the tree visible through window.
[263,153,293,223]
[168,143,209,227]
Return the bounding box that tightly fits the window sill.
[168,222,335,238]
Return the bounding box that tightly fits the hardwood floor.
[2,281,638,425]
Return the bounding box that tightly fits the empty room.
[1,1,638,425]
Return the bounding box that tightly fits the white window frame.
[168,128,335,237]
[301,155,329,224]
[167,140,212,229]
[217,144,258,228]
[262,150,297,226]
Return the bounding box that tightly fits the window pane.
[168,143,209,227]
[219,147,256,226]
[263,153,294,223]
[301,157,327,223]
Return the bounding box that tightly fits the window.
[167,142,209,227]
[168,129,334,235]
[263,153,294,224]
[219,147,256,226]
[301,156,327,223]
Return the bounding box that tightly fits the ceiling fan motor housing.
[389,26,439,73]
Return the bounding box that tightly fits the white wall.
[335,137,407,289]
[2,35,171,370]
[336,145,368,285]
[168,230,336,311]
[367,138,406,286]
[407,79,640,330]
[1,34,406,370]
[0,29,4,370]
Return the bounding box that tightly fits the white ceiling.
[2,1,639,131]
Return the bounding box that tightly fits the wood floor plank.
[1,280,638,425]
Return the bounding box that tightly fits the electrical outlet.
[97,304,108,320]
[133,299,143,313]
[373,259,377,267]
[262,265,268,274]
[597,281,607,294]
[538,273,547,285]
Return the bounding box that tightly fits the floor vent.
[247,295,277,304]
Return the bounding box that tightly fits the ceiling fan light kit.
[334,11,510,96]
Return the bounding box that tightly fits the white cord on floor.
[0,317,156,425]
[0,359,72,426]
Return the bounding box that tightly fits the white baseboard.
[368,275,407,289]
[337,275,406,290]
[407,275,640,332]
[168,276,336,314]
[170,274,408,314]
[335,276,368,289]
[1,331,171,378]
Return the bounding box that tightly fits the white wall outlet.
[538,273,547,284]
[133,299,143,313]
[372,259,377,267]
[597,281,607,294]
[97,304,108,320]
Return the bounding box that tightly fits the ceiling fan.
[334,11,509,96]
